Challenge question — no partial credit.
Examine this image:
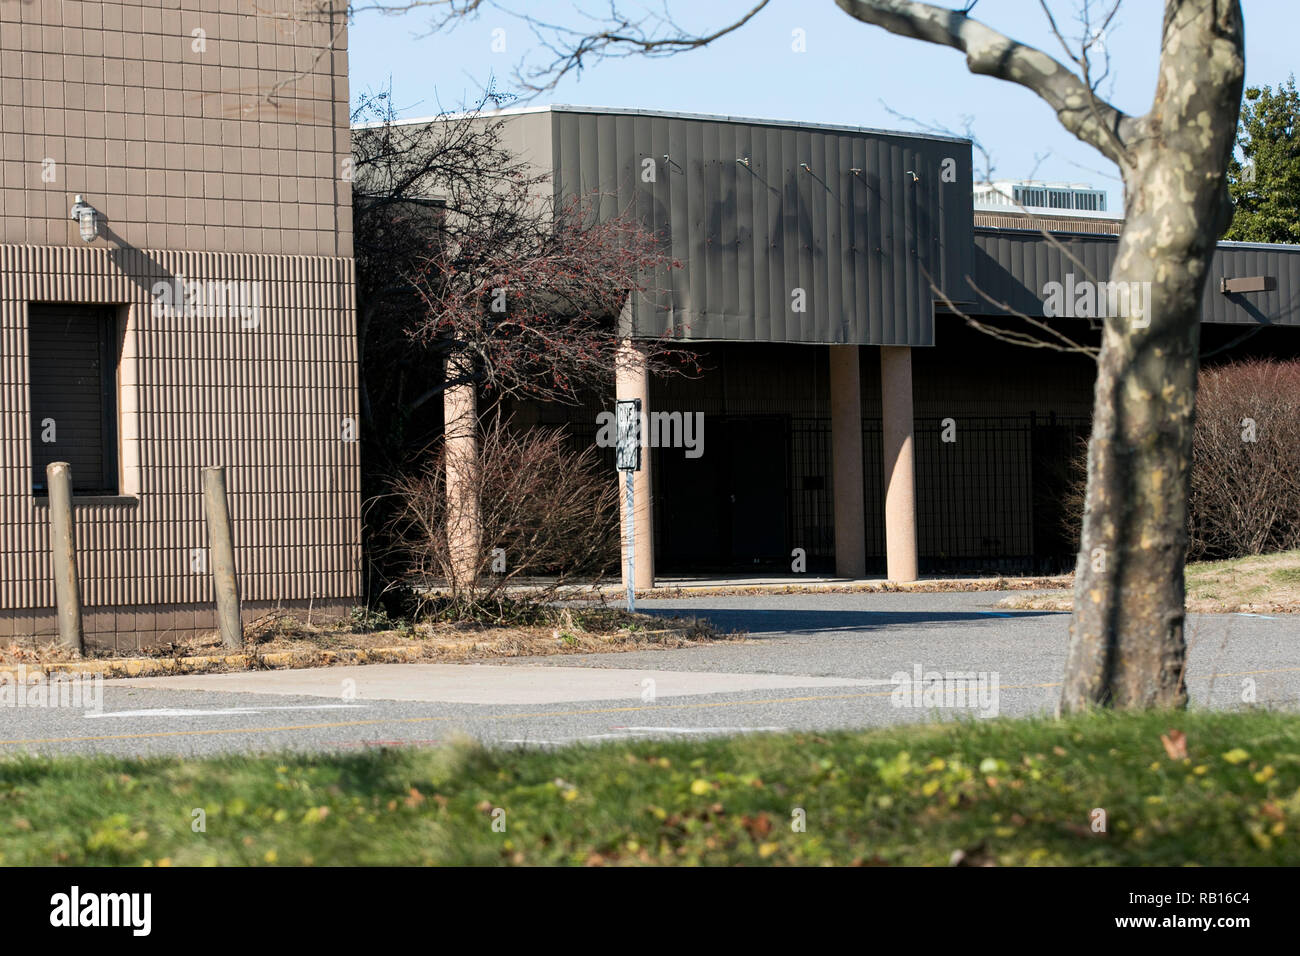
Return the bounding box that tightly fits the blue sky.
[349,0,1297,211]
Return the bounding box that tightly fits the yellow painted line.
[3,666,1300,747]
[1186,666,1300,681]
[0,692,890,746]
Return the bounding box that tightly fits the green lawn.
[3,709,1299,866]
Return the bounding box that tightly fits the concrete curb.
[637,577,1072,598]
[0,628,702,683]
[0,645,427,682]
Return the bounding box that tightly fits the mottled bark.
[1061,0,1244,710]
[836,0,1245,710]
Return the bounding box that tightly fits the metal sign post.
[615,399,642,613]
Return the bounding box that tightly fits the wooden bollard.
[45,462,85,655]
[202,466,242,649]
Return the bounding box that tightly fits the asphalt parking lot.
[2,591,1295,757]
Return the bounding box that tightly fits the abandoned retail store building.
[0,1,361,649]
[466,105,1300,582]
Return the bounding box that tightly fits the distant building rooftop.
[973,179,1122,234]
[974,209,1123,236]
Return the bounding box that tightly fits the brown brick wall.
[0,2,359,647]
[0,0,351,257]
[0,246,362,644]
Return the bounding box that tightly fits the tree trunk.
[1061,0,1245,710]
[1061,235,1202,709]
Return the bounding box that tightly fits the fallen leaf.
[949,842,997,867]
[1160,729,1188,760]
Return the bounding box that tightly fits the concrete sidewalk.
[109,663,887,706]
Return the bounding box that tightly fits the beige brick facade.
[0,1,360,647]
[1,0,351,255]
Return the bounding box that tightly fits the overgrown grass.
[1184,549,1300,606]
[3,709,1298,865]
[1000,549,1300,612]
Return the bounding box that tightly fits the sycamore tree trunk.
[834,0,1245,710]
[1062,218,1207,709]
[1062,4,1244,709]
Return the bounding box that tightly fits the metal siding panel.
[733,124,755,335]
[866,137,885,345]
[836,135,855,344]
[777,128,797,340]
[905,144,923,345]
[785,128,806,343]
[823,134,843,342]
[544,109,972,344]
[888,139,907,344]
[763,127,784,341]
[703,120,727,330]
[850,136,870,341]
[969,227,1300,328]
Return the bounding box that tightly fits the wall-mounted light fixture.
[69,195,101,242]
[1220,275,1276,294]
[799,162,811,173]
[737,157,750,167]
[904,170,920,182]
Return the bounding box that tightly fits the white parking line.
[85,704,368,719]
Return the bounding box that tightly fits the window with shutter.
[28,304,118,496]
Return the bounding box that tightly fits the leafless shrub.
[1188,359,1300,559]
[382,416,619,618]
[1065,359,1300,560]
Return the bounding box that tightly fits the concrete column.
[443,353,481,589]
[881,345,918,582]
[829,346,866,579]
[615,339,654,590]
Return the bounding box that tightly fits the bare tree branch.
[834,0,1138,170]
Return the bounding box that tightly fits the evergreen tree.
[1226,77,1300,243]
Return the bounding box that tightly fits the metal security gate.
[561,413,1091,576]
